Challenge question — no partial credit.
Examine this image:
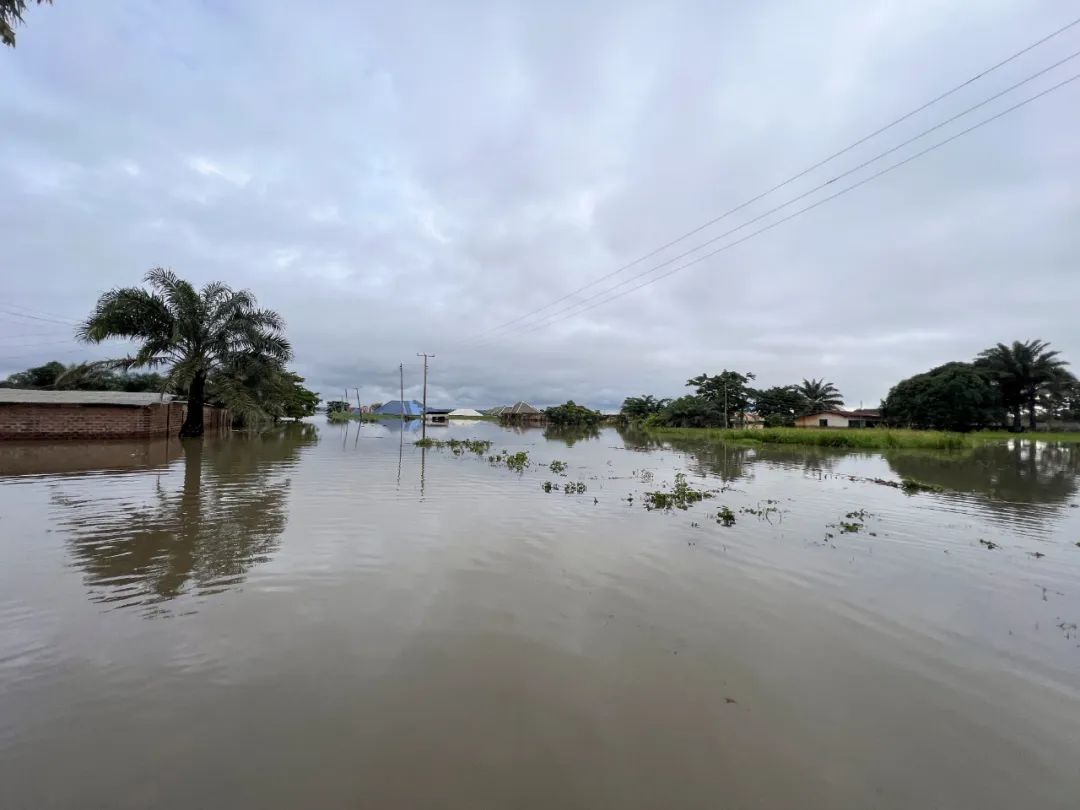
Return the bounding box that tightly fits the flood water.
[2,420,1079,809]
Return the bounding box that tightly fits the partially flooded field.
[2,421,1079,808]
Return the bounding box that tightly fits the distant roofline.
[0,388,177,407]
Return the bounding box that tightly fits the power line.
[0,328,73,342]
[503,71,1080,339]
[456,15,1080,347]
[0,306,79,327]
[468,53,1080,344]
[0,338,81,350]
[0,302,80,323]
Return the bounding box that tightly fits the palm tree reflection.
[58,423,317,614]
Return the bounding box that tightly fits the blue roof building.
[376,399,425,417]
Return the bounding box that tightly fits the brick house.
[0,390,229,440]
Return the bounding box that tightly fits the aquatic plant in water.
[549,460,568,474]
[644,473,714,511]
[716,506,736,526]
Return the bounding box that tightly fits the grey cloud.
[2,0,1078,411]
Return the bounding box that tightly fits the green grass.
[648,426,969,450]
[646,425,1080,449]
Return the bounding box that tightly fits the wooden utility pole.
[354,388,361,411]
[416,353,435,440]
[399,363,404,423]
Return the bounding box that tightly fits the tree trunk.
[1028,396,1038,431]
[1011,404,1022,432]
[180,372,206,438]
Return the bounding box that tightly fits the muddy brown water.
[1,421,1079,809]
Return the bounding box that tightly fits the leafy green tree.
[796,378,844,414]
[752,385,805,427]
[882,362,1001,432]
[279,374,319,420]
[1,360,65,388]
[620,394,670,421]
[976,339,1071,430]
[1,0,50,47]
[77,268,292,437]
[653,395,722,428]
[1041,374,1080,422]
[544,400,602,426]
[686,370,755,428]
[325,400,350,414]
[1,360,171,392]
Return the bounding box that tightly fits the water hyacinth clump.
[644,473,715,511]
[415,438,493,455]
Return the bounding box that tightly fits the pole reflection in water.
[52,424,316,614]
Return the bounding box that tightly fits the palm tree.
[77,268,292,437]
[976,339,1071,431]
[797,378,844,414]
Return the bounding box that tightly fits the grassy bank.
[644,426,1080,450]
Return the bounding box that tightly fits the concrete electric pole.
[416,353,435,440]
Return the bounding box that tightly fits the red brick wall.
[0,403,229,440]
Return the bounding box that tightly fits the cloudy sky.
[2,1,1078,410]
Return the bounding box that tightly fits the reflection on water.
[542,424,601,446]
[0,437,183,477]
[54,423,316,613]
[886,441,1080,509]
[2,423,1080,809]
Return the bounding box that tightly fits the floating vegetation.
[548,460,567,474]
[826,509,874,534]
[542,481,557,493]
[979,538,999,550]
[901,477,944,494]
[1029,551,1046,559]
[416,438,493,456]
[488,450,530,472]
[716,506,736,526]
[740,500,783,523]
[644,473,715,511]
[564,481,588,495]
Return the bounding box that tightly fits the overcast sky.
[2,1,1078,410]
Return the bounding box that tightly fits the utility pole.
[416,353,435,440]
[399,363,404,424]
[354,388,361,412]
[724,382,729,430]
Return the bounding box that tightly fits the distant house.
[448,408,484,418]
[733,412,764,429]
[499,401,545,424]
[794,409,882,429]
[376,399,425,417]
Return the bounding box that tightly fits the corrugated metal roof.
[505,401,541,414]
[375,399,425,416]
[0,389,176,407]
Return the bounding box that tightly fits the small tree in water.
[77,268,292,437]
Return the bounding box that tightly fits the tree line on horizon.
[882,340,1076,432]
[621,373,845,429]
[618,339,1076,432]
